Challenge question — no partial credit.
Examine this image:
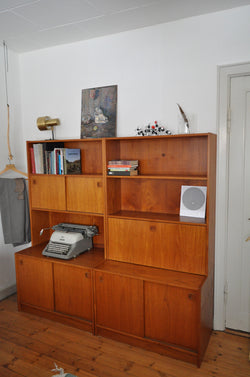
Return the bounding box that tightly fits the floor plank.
[0,295,249,377]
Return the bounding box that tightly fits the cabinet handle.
[85,272,90,278]
[97,181,102,188]
[188,293,196,300]
[99,275,103,282]
[32,179,36,184]
[150,225,156,232]
[19,259,23,266]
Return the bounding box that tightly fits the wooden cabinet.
[144,282,199,350]
[95,271,144,337]
[15,134,216,366]
[15,252,54,310]
[108,218,207,274]
[30,175,66,210]
[54,264,92,321]
[15,245,104,331]
[66,176,104,214]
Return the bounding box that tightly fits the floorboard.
[0,295,249,377]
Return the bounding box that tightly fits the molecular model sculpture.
[136,121,172,136]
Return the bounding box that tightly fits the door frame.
[215,62,250,330]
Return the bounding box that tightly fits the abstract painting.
[81,85,117,138]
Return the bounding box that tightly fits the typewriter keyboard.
[46,242,71,255]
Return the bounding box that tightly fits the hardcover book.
[108,160,138,165]
[33,143,44,174]
[108,167,137,171]
[107,170,138,176]
[65,149,81,174]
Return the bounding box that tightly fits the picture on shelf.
[81,85,117,138]
[65,149,81,174]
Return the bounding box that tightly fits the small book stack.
[107,160,139,176]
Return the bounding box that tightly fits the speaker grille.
[182,187,206,210]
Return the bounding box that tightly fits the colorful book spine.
[108,167,137,171]
[108,160,138,165]
[30,148,36,174]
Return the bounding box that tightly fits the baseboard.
[0,285,16,301]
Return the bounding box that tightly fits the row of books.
[107,159,139,176]
[30,142,81,174]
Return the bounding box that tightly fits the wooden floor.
[0,295,249,377]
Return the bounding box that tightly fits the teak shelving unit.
[15,134,217,366]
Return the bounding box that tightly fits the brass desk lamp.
[37,116,60,139]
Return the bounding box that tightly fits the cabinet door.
[95,272,144,337]
[66,177,104,214]
[16,256,54,310]
[145,282,199,350]
[54,264,92,321]
[108,218,207,274]
[30,175,66,210]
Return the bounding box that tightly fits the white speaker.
[180,186,207,218]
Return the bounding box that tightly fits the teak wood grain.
[95,271,144,337]
[66,176,104,214]
[105,135,208,176]
[54,264,93,321]
[30,175,66,210]
[144,282,199,350]
[107,177,207,215]
[107,218,207,274]
[16,134,217,366]
[15,255,54,310]
[94,260,205,290]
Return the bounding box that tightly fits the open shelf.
[30,209,104,249]
[27,138,103,175]
[105,134,209,177]
[107,210,207,225]
[106,177,207,218]
[106,174,208,180]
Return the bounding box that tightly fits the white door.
[226,75,250,332]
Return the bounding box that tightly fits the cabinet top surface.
[26,133,216,144]
[16,243,104,268]
[95,260,206,290]
[16,244,206,289]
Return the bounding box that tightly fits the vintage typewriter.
[41,223,98,260]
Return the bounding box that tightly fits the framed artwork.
[81,85,117,138]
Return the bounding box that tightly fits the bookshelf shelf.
[107,210,207,225]
[106,174,208,180]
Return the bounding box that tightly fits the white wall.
[19,5,250,145]
[1,5,250,325]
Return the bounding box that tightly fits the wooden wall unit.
[15,134,216,367]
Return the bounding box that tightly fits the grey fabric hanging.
[0,177,31,246]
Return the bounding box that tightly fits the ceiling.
[1,0,250,53]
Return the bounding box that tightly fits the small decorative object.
[136,121,172,136]
[51,363,78,377]
[177,103,190,134]
[81,85,117,138]
[37,116,60,139]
